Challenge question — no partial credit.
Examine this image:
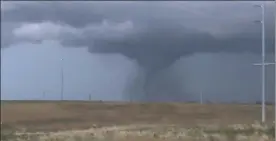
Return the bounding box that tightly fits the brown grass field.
[1,100,275,141]
[1,100,274,131]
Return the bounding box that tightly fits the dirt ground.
[1,100,274,132]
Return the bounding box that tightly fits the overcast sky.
[1,1,275,102]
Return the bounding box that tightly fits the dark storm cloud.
[74,18,274,70]
[1,2,104,28]
[2,1,275,55]
[1,1,275,102]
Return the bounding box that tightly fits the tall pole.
[261,3,266,123]
[274,0,276,133]
[200,90,203,104]
[43,91,46,99]
[60,58,64,100]
[253,3,276,123]
[252,4,266,123]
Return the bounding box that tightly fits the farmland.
[1,100,275,141]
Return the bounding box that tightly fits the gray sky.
[1,1,275,102]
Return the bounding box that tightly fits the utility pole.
[60,58,64,101]
[252,4,267,123]
[89,94,91,101]
[253,2,276,124]
[43,91,46,100]
[252,3,276,123]
[260,3,266,123]
[200,90,203,104]
[274,0,276,135]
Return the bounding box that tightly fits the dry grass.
[1,101,275,141]
[1,122,275,141]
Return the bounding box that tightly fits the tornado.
[88,19,274,101]
[88,23,212,101]
[90,40,184,100]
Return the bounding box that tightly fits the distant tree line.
[255,101,275,105]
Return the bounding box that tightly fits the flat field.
[1,101,275,141]
[1,100,274,131]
